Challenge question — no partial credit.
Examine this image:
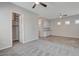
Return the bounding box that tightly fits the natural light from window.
[57,22,61,25]
[75,20,79,24]
[65,21,70,25]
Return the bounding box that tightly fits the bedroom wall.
[0,2,39,50]
[51,14,79,38]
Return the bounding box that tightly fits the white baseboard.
[52,34,79,39]
[22,39,38,44]
[0,45,12,51]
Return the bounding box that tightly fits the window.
[75,20,79,24]
[57,22,61,25]
[65,21,70,25]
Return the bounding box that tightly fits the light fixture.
[58,12,67,19]
[59,15,63,19]
[35,2,39,4]
[34,0,39,4]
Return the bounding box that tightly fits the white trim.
[10,10,24,44]
[0,45,12,51]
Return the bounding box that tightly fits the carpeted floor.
[0,40,79,56]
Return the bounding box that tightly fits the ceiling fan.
[32,2,47,8]
[58,13,68,19]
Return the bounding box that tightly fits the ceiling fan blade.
[39,2,47,7]
[32,3,36,8]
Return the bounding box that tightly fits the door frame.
[10,10,24,46]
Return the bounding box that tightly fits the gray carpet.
[0,40,79,56]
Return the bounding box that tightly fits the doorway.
[38,18,52,39]
[12,13,20,45]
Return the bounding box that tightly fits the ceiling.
[12,2,79,19]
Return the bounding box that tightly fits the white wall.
[0,3,12,50]
[23,12,39,43]
[51,15,79,38]
[0,2,38,50]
